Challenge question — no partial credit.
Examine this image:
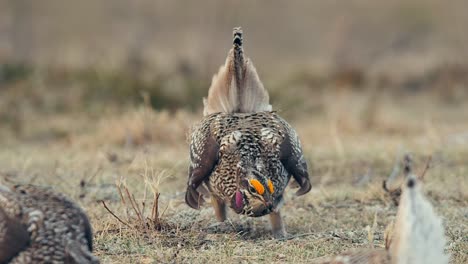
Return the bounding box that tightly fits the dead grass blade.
[100,167,169,233]
[100,200,131,228]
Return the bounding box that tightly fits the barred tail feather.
[203,27,272,116]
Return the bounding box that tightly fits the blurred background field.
[0,1,467,263]
[1,0,468,140]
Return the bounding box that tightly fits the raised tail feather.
[203,27,272,116]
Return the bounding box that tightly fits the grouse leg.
[212,197,227,222]
[269,210,287,238]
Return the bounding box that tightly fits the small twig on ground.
[151,192,160,222]
[124,186,143,223]
[384,220,394,250]
[132,192,145,223]
[100,200,131,228]
[367,212,378,248]
[106,169,165,232]
[116,181,127,206]
[159,201,170,220]
[419,155,432,180]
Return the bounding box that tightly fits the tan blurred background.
[2,0,468,70]
[1,0,468,143]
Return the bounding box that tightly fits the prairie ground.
[1,87,467,263]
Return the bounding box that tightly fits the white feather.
[391,175,449,264]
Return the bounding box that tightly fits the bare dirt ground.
[1,91,466,263]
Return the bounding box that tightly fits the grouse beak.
[263,200,274,212]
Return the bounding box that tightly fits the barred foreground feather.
[0,184,99,263]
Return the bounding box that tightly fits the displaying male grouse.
[186,27,311,237]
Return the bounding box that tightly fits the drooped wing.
[279,123,311,196]
[0,207,30,263]
[185,122,219,209]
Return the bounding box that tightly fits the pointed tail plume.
[203,27,272,116]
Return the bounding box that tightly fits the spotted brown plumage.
[0,184,99,263]
[189,111,309,210]
[186,27,311,237]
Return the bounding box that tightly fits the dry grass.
[0,89,467,263]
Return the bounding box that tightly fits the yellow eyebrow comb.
[249,179,265,195]
[267,179,274,193]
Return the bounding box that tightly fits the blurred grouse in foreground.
[0,184,99,263]
[312,157,449,264]
[185,27,311,237]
